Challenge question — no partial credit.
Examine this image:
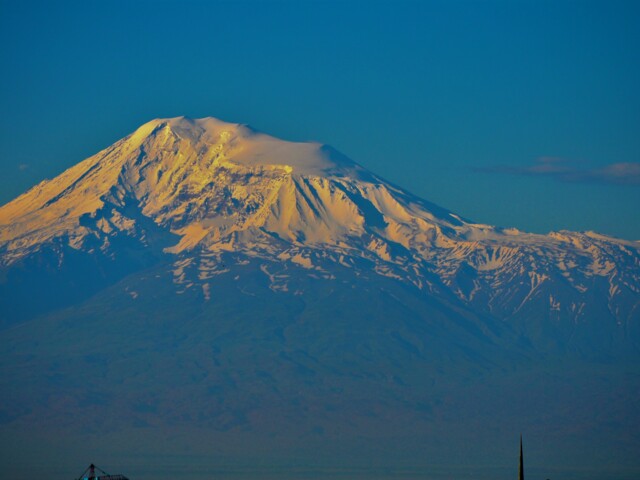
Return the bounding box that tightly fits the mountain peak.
[126,116,360,178]
[132,116,251,142]
[0,115,403,259]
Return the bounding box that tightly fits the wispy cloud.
[17,163,30,171]
[476,157,640,186]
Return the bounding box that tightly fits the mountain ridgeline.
[1,117,640,478]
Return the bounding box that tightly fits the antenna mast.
[519,435,524,480]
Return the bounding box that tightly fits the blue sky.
[1,0,639,239]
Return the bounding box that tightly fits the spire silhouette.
[519,435,524,480]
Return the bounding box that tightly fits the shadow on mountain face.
[1,259,639,479]
[0,200,179,330]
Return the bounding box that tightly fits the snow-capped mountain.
[1,116,638,351]
[2,117,640,476]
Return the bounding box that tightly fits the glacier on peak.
[129,116,363,177]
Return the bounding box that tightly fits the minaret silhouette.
[519,435,524,480]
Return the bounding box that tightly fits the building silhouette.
[75,463,129,480]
